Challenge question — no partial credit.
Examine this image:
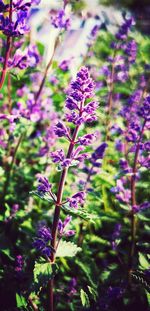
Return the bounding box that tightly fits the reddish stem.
[128,119,147,278]
[48,97,85,310]
[48,125,79,311]
[50,125,79,262]
[0,0,13,90]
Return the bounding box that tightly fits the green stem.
[1,133,24,207]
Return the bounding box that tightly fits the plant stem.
[128,119,146,281]
[0,0,13,90]
[1,133,24,207]
[48,125,80,311]
[35,37,59,103]
[28,297,39,311]
[105,52,116,141]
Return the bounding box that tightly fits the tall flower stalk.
[49,67,97,309]
[34,67,98,310]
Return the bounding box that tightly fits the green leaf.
[139,253,150,269]
[77,261,96,288]
[80,289,90,308]
[87,286,98,301]
[16,293,27,308]
[146,291,150,305]
[30,190,55,203]
[4,203,10,218]
[62,203,98,222]
[34,260,58,290]
[56,240,81,257]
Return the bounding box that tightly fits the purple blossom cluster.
[0,1,41,37]
[8,44,40,69]
[116,17,135,41]
[51,9,70,30]
[33,226,52,257]
[50,67,98,171]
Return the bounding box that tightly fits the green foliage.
[56,240,81,257]
[62,203,98,222]
[30,190,55,203]
[33,260,58,291]
[80,289,90,308]
[16,293,27,309]
[139,253,150,270]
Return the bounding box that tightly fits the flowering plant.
[0,1,150,311]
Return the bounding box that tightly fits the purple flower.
[59,59,70,71]
[138,96,150,121]
[116,17,135,41]
[125,39,137,63]
[72,146,89,162]
[84,101,98,114]
[132,201,150,213]
[91,142,108,164]
[119,158,131,174]
[78,133,97,146]
[50,149,65,164]
[58,215,75,237]
[90,24,100,38]
[37,176,52,193]
[33,225,52,257]
[68,191,86,208]
[37,226,52,241]
[116,70,128,83]
[66,67,95,105]
[111,179,131,204]
[0,11,29,37]
[15,255,24,272]
[51,9,70,30]
[0,1,9,12]
[54,122,69,138]
[66,97,79,110]
[8,44,40,69]
[144,142,150,152]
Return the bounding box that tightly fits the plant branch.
[0,0,13,90]
[1,133,24,207]
[35,37,59,103]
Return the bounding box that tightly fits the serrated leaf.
[139,253,150,269]
[34,261,58,289]
[80,289,90,308]
[16,293,27,308]
[30,191,54,203]
[62,203,98,222]
[56,240,81,257]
